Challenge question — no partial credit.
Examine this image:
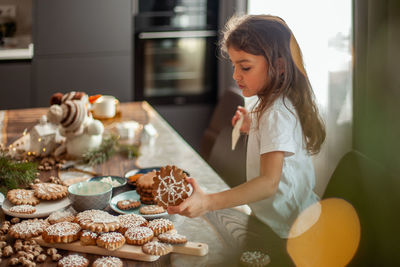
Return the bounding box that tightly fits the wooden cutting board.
[34,237,208,262]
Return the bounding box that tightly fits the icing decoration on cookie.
[93,256,123,267]
[142,240,172,256]
[152,165,192,208]
[240,251,271,267]
[124,226,154,245]
[9,204,36,214]
[58,254,89,267]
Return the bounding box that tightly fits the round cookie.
[117,199,141,210]
[124,226,154,245]
[117,214,148,234]
[42,222,81,243]
[58,254,89,267]
[152,165,192,209]
[75,210,120,232]
[158,232,187,244]
[48,210,75,224]
[96,232,126,251]
[136,170,156,189]
[7,189,40,206]
[93,256,123,267]
[240,251,271,267]
[9,204,36,214]
[80,230,99,246]
[139,205,165,215]
[32,183,68,200]
[8,218,50,239]
[147,218,174,236]
[142,240,172,256]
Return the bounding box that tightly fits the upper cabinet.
[34,0,131,55]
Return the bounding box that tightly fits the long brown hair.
[220,14,325,154]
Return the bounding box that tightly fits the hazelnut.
[0,241,7,249]
[51,253,62,261]
[25,253,35,261]
[36,253,47,262]
[47,247,57,256]
[11,217,20,224]
[9,257,20,265]
[17,250,27,257]
[3,245,14,257]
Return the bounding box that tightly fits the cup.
[92,95,116,118]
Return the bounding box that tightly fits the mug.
[92,95,116,118]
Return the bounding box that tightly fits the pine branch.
[0,154,38,194]
[82,134,140,166]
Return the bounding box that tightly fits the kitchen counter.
[0,102,294,266]
[0,44,33,60]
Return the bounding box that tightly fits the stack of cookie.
[136,170,157,204]
[6,183,69,216]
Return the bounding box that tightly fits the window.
[248,0,353,195]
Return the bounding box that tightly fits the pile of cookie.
[67,209,187,256]
[0,207,188,265]
[0,218,63,266]
[128,165,192,209]
[6,180,69,215]
[118,165,192,216]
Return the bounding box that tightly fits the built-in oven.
[133,0,219,105]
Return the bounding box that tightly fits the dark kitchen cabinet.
[0,61,32,109]
[32,0,132,107]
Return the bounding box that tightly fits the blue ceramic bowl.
[68,181,112,212]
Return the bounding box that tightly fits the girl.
[168,14,326,239]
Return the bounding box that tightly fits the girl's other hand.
[232,106,250,134]
[167,177,210,218]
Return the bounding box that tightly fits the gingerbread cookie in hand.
[152,165,192,209]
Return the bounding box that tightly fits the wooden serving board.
[34,237,208,262]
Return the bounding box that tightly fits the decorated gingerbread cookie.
[9,204,36,214]
[240,251,271,267]
[117,199,141,210]
[7,189,40,206]
[142,240,172,256]
[32,183,68,200]
[93,256,123,267]
[139,205,165,215]
[152,165,192,209]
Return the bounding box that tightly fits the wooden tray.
[34,237,208,262]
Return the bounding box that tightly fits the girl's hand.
[167,178,210,218]
[232,106,250,134]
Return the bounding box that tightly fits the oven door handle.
[138,30,217,39]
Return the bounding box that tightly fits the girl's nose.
[232,68,241,82]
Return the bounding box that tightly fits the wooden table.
[0,102,294,266]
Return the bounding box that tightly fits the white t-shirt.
[246,96,320,238]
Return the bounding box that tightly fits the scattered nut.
[25,253,34,261]
[17,250,27,257]
[33,245,43,253]
[11,217,20,224]
[0,241,7,249]
[36,253,47,262]
[9,257,20,265]
[47,247,57,256]
[32,250,40,257]
[51,253,62,261]
[3,245,14,257]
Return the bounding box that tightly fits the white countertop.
[0,44,33,60]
